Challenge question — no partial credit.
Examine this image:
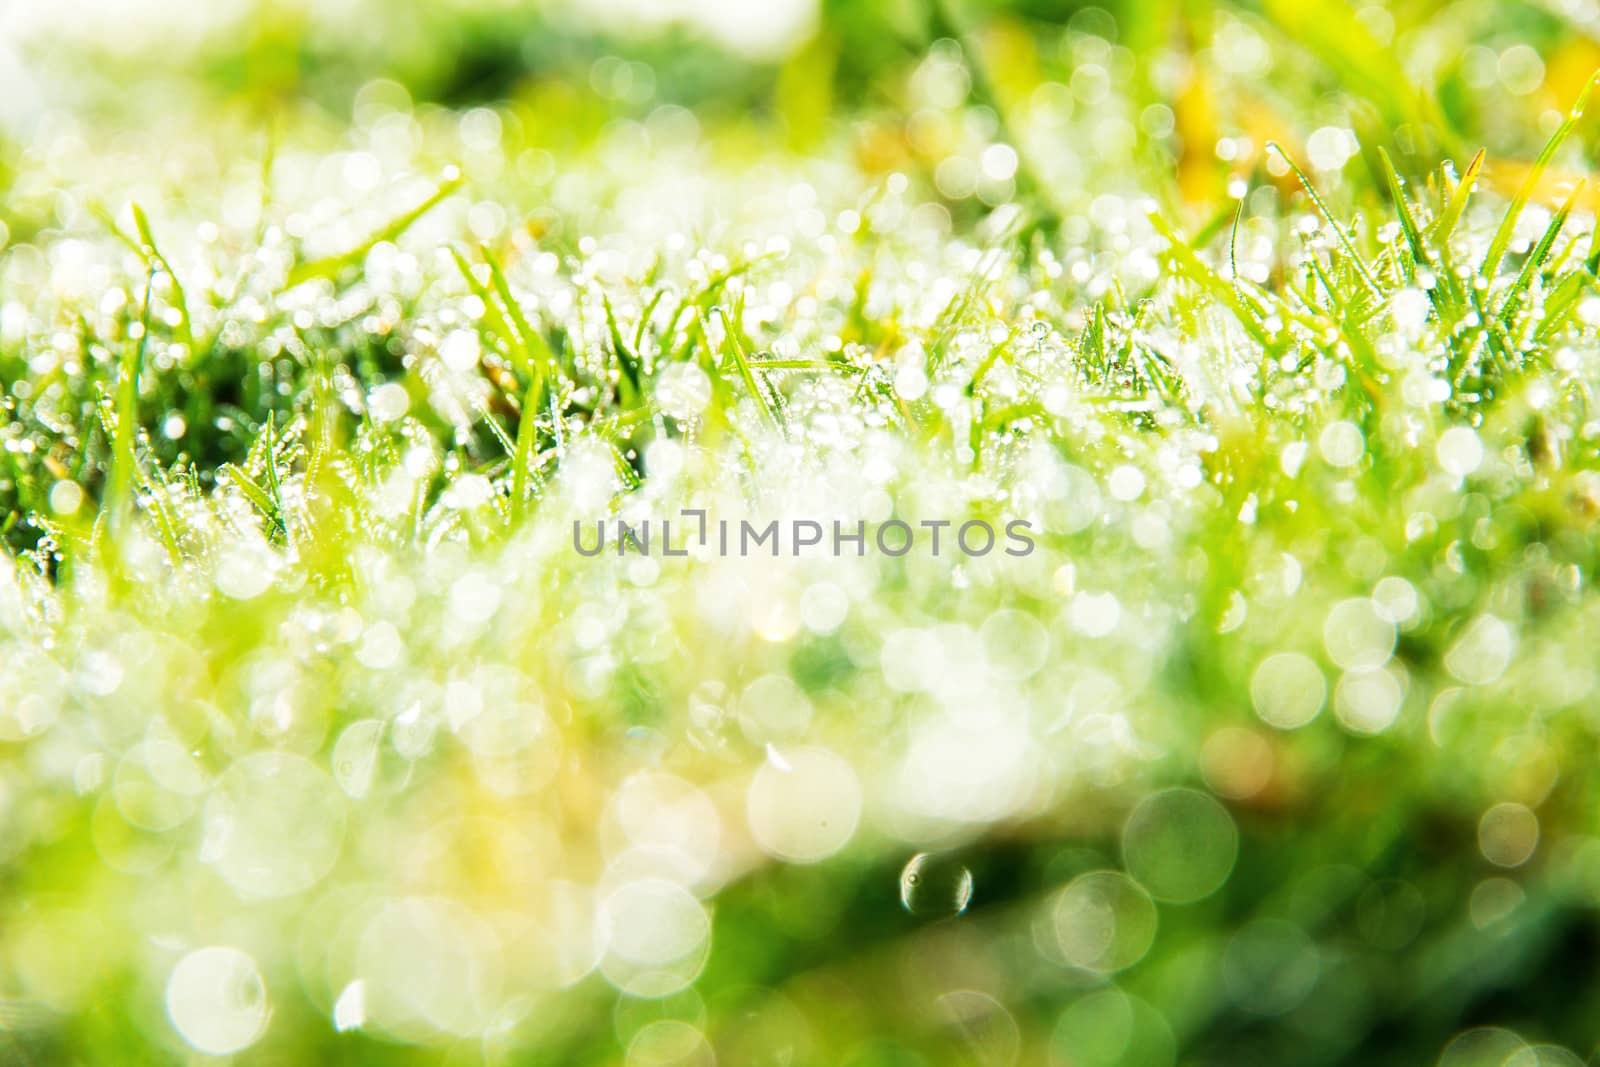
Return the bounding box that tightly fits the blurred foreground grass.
[5,1,1600,1064]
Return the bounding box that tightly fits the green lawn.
[3,1,1600,1064]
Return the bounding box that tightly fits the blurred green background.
[6,0,1600,186]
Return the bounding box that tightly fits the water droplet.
[899,852,974,917]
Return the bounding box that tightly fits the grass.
[3,1,1600,1064]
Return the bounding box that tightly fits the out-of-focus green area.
[4,1,1600,1066]
[7,0,1600,167]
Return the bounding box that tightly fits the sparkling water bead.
[899,852,975,918]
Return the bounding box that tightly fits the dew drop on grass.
[899,852,974,917]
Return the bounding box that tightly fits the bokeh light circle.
[1121,789,1239,904]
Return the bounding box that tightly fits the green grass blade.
[1481,72,1599,279]
[106,268,154,536]
[1148,212,1272,348]
[221,463,285,536]
[1498,179,1584,325]
[698,305,778,429]
[261,411,287,540]
[288,168,463,287]
[1229,196,1245,281]
[482,244,559,383]
[129,203,197,355]
[450,246,530,378]
[1268,142,1381,294]
[750,358,865,372]
[510,378,542,524]
[1378,147,1428,269]
[602,292,643,404]
[1535,268,1596,342]
[632,287,670,358]
[1432,148,1486,243]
